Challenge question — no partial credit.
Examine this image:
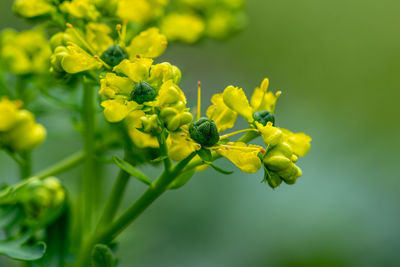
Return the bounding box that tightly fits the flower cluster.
[0,28,51,75]
[0,98,46,152]
[206,78,311,187]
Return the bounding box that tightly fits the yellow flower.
[219,78,280,124]
[280,128,312,157]
[99,59,183,124]
[167,129,200,161]
[0,98,20,132]
[206,93,237,133]
[59,45,102,74]
[0,29,51,75]
[250,78,280,113]
[117,0,168,24]
[215,142,263,173]
[13,0,55,18]
[125,110,159,148]
[101,99,139,123]
[222,85,254,123]
[60,0,101,21]
[127,28,167,59]
[85,23,113,53]
[255,122,282,147]
[0,101,46,152]
[161,13,205,43]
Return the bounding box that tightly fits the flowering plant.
[0,0,311,266]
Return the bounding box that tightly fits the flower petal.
[206,93,237,133]
[216,142,263,173]
[222,86,254,123]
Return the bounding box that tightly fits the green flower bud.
[50,46,68,73]
[101,44,128,67]
[141,114,162,134]
[189,117,220,147]
[131,81,157,104]
[265,171,282,189]
[253,110,275,126]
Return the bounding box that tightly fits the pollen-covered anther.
[260,148,266,154]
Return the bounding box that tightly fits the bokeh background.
[1,0,400,266]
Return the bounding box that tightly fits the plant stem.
[19,151,31,179]
[76,152,196,267]
[95,168,130,231]
[33,150,85,180]
[81,81,97,236]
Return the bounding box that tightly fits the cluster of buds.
[0,177,66,228]
[0,98,46,152]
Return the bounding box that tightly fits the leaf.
[169,169,195,190]
[209,163,234,175]
[0,231,46,261]
[113,155,152,185]
[197,148,212,163]
[0,207,20,229]
[91,244,114,267]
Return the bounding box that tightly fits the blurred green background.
[1,0,400,266]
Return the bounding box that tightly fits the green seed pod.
[101,44,128,67]
[253,110,275,126]
[189,117,220,147]
[131,81,157,104]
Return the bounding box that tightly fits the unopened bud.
[189,117,219,147]
[131,81,157,104]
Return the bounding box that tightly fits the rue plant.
[0,0,311,266]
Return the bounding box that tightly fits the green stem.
[81,81,97,236]
[33,150,85,180]
[19,151,31,179]
[158,133,172,171]
[76,152,196,267]
[95,168,130,231]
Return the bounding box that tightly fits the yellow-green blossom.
[117,0,168,24]
[60,0,101,21]
[167,127,201,162]
[13,0,55,18]
[128,28,167,59]
[206,93,237,133]
[0,29,51,75]
[161,13,205,43]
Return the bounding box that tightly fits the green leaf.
[209,163,234,175]
[0,231,46,261]
[113,155,152,185]
[0,207,20,229]
[169,169,195,190]
[91,244,114,267]
[197,148,212,163]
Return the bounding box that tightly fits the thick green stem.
[81,81,97,235]
[76,152,196,267]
